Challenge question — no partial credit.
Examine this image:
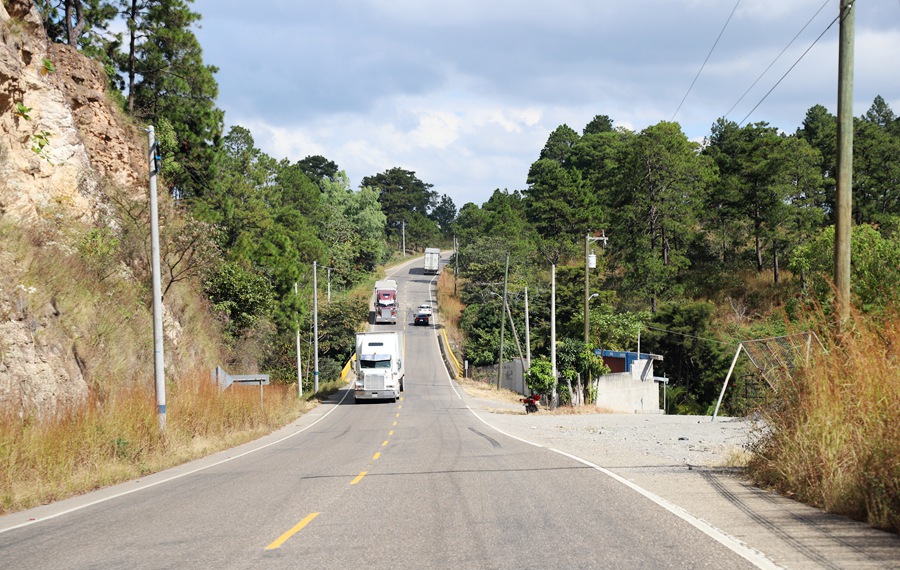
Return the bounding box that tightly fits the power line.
[738,10,841,127]
[643,325,733,346]
[724,0,830,120]
[671,0,742,122]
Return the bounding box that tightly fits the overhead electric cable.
[724,0,830,119]
[671,0,741,121]
[738,10,841,126]
[643,325,732,346]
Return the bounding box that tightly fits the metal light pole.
[147,126,166,434]
[313,261,319,393]
[295,282,302,398]
[551,264,558,408]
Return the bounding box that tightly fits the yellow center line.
[393,421,397,427]
[388,430,394,436]
[350,471,367,485]
[381,440,389,447]
[266,512,320,550]
[398,404,402,409]
[373,452,381,460]
[396,413,400,418]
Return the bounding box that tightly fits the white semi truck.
[354,331,404,403]
[423,248,441,275]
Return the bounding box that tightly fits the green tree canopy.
[361,167,437,239]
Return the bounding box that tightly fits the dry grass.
[747,309,900,533]
[456,377,523,405]
[436,270,465,351]
[0,370,313,514]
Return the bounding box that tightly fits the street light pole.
[584,231,608,343]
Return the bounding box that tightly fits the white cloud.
[196,0,900,208]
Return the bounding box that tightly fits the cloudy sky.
[189,0,900,208]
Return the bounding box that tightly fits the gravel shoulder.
[459,389,900,570]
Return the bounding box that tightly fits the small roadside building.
[594,350,667,414]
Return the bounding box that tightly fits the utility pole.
[295,282,302,398]
[147,126,166,434]
[497,253,509,390]
[551,264,557,408]
[524,285,531,370]
[313,261,319,393]
[453,235,458,296]
[584,231,608,342]
[834,0,854,324]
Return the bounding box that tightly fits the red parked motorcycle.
[521,393,540,414]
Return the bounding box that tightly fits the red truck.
[374,280,398,324]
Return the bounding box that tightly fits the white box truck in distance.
[423,248,440,275]
[354,331,404,402]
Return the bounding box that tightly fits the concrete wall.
[474,359,526,394]
[595,359,662,414]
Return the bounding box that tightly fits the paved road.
[0,254,872,569]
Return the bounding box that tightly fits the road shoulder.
[460,390,900,570]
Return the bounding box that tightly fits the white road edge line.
[460,395,783,570]
[0,387,353,534]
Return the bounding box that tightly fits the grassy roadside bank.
[747,311,900,533]
[0,371,351,515]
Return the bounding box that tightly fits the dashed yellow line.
[266,512,320,550]
[350,471,367,485]
[388,430,394,436]
[373,452,381,460]
[381,440,389,447]
[393,421,397,427]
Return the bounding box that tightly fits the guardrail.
[340,354,356,382]
[440,328,463,378]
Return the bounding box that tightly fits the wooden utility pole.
[834,0,854,324]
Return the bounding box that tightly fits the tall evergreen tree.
[430,194,457,238]
[129,0,223,199]
[361,167,436,239]
[613,121,713,311]
[539,124,580,165]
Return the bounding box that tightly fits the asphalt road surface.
[0,254,892,569]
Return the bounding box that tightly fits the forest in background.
[33,0,900,414]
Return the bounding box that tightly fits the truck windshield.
[360,359,391,369]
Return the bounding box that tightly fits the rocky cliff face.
[0,0,149,416]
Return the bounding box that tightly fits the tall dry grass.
[437,270,465,352]
[747,310,900,532]
[0,370,314,514]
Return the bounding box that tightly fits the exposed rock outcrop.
[0,0,150,416]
